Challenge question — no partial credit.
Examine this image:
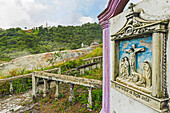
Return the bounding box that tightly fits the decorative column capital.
[99,20,110,29]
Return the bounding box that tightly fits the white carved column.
[152,32,162,98]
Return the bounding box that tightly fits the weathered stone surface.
[0,73,32,83]
[34,71,102,89]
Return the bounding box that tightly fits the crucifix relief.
[125,44,145,74]
[118,43,151,90]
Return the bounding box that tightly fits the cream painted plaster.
[110,0,170,112]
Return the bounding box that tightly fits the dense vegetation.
[0,47,103,112]
[0,22,102,61]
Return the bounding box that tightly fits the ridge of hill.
[0,22,102,62]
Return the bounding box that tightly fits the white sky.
[0,0,142,29]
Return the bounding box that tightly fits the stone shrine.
[98,0,170,113]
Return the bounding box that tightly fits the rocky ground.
[0,84,45,113]
[0,82,102,113]
[0,90,33,113]
[0,47,94,76]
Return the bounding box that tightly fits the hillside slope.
[0,23,102,62]
[0,46,96,76]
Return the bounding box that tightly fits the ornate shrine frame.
[110,7,169,112]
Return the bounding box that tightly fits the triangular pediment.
[111,10,169,40]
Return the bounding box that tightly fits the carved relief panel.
[111,7,169,112]
[118,37,152,92]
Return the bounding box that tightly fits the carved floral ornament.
[111,10,169,41]
[110,5,169,112]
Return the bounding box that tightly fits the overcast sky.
[0,0,142,29]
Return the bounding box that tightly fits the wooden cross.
[128,3,136,12]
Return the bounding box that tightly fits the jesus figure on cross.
[125,44,145,74]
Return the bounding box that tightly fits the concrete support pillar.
[97,63,99,69]
[58,67,61,74]
[32,72,39,99]
[87,87,92,108]
[43,79,47,97]
[94,63,97,69]
[91,58,94,63]
[80,68,85,74]
[86,67,90,71]
[69,84,74,102]
[55,81,59,99]
[10,80,13,93]
[47,81,51,90]
[83,67,85,73]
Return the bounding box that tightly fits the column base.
[100,108,109,113]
